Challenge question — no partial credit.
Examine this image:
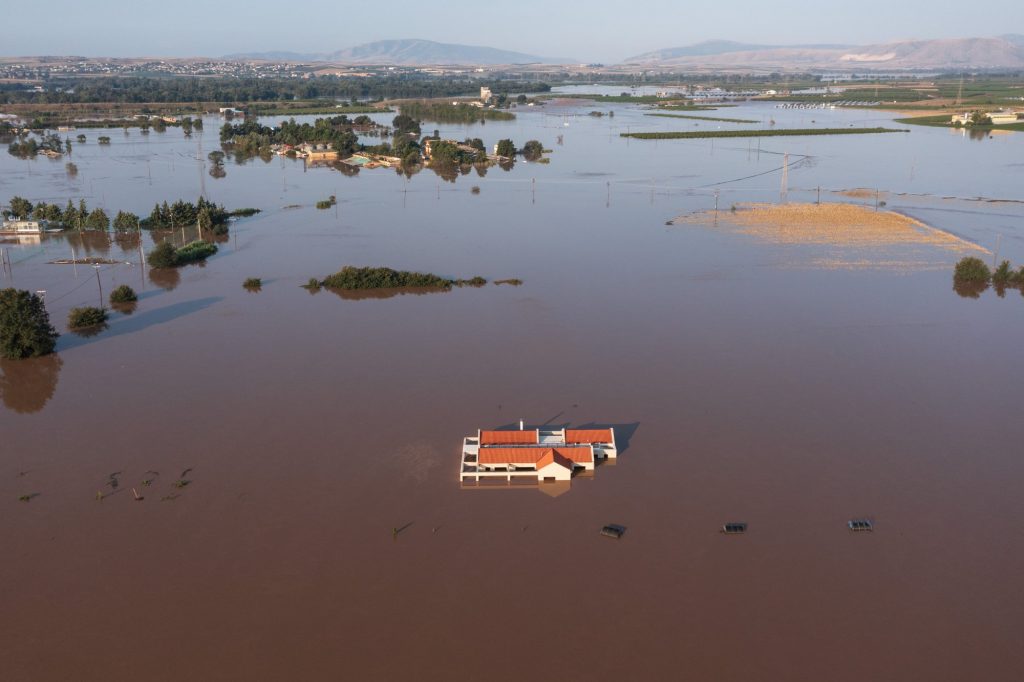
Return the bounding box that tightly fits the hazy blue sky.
[3,0,1021,62]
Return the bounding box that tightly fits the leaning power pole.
[780,153,789,201]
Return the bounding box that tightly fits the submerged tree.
[0,289,60,359]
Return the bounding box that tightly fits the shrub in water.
[243,277,262,290]
[953,257,991,283]
[175,241,218,264]
[67,306,107,329]
[109,284,138,304]
[992,260,1013,285]
[147,241,178,268]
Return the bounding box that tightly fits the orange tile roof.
[536,449,573,470]
[478,446,593,465]
[480,430,538,445]
[565,429,614,445]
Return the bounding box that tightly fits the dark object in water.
[600,524,626,539]
[848,519,873,532]
[722,522,747,534]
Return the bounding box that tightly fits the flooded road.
[2,94,1024,680]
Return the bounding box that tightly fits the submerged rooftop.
[460,424,618,493]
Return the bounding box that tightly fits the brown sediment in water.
[834,188,885,199]
[673,202,990,254]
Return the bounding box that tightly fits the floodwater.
[2,92,1024,681]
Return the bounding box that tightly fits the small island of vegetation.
[398,101,515,124]
[316,266,490,291]
[67,306,108,330]
[146,240,218,269]
[953,256,1024,298]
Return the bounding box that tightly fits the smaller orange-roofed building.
[460,423,617,491]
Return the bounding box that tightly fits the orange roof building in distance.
[460,422,617,491]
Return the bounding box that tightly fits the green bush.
[0,289,59,359]
[992,260,1013,285]
[146,241,178,268]
[953,257,992,283]
[67,306,107,329]
[109,285,137,304]
[302,277,321,292]
[175,241,218,264]
[455,276,488,287]
[243,277,262,290]
[321,266,452,290]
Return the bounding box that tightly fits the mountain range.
[224,36,1024,70]
[624,36,1024,70]
[225,39,570,65]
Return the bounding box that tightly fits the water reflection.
[111,301,138,315]
[148,267,181,291]
[69,322,108,338]
[326,286,450,301]
[113,230,141,255]
[953,280,990,299]
[59,231,112,256]
[0,354,63,414]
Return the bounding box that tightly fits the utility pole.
[780,152,789,201]
[93,265,103,307]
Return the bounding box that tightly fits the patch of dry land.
[673,202,989,270]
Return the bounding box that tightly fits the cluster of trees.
[6,196,111,230]
[0,77,550,106]
[953,256,1024,298]
[143,197,229,233]
[429,139,486,165]
[398,102,515,124]
[7,133,64,158]
[6,195,251,233]
[219,115,366,158]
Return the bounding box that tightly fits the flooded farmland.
[2,91,1024,681]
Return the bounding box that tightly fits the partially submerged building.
[460,424,617,488]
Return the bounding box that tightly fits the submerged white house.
[459,424,617,489]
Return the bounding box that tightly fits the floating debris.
[722,522,747,535]
[131,488,144,501]
[173,479,190,489]
[18,494,37,502]
[600,524,626,539]
[848,519,874,532]
[160,494,180,502]
[49,257,122,265]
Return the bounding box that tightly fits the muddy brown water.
[2,99,1024,680]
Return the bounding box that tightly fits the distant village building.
[952,110,1023,126]
[459,424,618,490]
[0,219,47,235]
[480,86,492,102]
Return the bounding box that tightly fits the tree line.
[4,195,238,233]
[0,76,550,105]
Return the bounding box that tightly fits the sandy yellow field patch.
[672,202,989,254]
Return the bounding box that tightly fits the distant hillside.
[628,40,852,61]
[325,39,570,65]
[624,36,1024,70]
